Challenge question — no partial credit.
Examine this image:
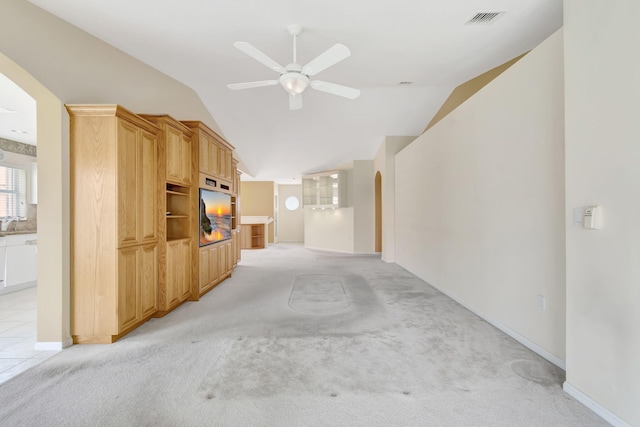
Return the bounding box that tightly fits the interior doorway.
[0,51,68,348]
[375,171,382,253]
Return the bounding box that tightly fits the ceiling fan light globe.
[279,73,309,95]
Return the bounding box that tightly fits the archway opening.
[0,51,68,348]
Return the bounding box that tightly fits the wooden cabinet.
[164,238,191,309]
[67,104,160,344]
[199,244,218,294]
[140,115,195,315]
[141,114,192,186]
[117,243,158,332]
[241,223,266,249]
[183,120,238,300]
[221,148,233,181]
[182,121,235,185]
[115,117,158,247]
[197,131,220,177]
[165,184,191,240]
[231,229,239,267]
[68,105,239,343]
[140,243,159,318]
[160,122,192,186]
[198,240,233,296]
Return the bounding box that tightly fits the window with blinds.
[0,166,27,218]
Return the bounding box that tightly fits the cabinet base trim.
[72,335,118,344]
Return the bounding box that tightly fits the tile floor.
[0,287,58,384]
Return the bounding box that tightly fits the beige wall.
[395,30,566,364]
[241,181,275,243]
[0,0,227,345]
[277,184,304,242]
[564,1,640,425]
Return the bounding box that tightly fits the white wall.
[304,208,354,253]
[352,160,375,254]
[564,1,640,425]
[303,161,375,254]
[277,184,304,242]
[395,30,566,363]
[373,136,416,262]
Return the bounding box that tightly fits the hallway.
[0,244,604,426]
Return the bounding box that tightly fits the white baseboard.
[421,285,566,370]
[468,307,566,370]
[34,337,73,351]
[563,382,631,427]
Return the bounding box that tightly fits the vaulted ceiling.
[27,0,562,183]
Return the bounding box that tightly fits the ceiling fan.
[227,24,360,110]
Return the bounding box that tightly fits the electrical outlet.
[537,295,546,311]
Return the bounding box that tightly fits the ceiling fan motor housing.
[280,72,309,94]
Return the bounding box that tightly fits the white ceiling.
[27,0,562,182]
[0,73,37,146]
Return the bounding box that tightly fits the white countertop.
[241,216,273,225]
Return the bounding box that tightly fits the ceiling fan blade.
[227,80,279,90]
[233,42,286,74]
[310,80,360,100]
[302,44,351,76]
[289,93,303,110]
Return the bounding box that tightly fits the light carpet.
[0,244,606,426]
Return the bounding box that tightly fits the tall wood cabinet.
[139,115,195,316]
[182,121,239,298]
[67,105,160,344]
[68,105,240,343]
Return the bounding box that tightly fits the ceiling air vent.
[467,12,504,25]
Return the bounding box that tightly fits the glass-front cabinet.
[302,170,348,208]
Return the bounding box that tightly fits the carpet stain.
[289,274,350,314]
[511,359,564,387]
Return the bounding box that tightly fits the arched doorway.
[375,171,382,253]
[0,52,69,348]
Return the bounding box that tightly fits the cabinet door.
[209,246,219,284]
[225,151,233,180]
[117,119,140,247]
[139,129,157,243]
[140,244,157,318]
[218,243,227,278]
[231,231,237,267]
[217,146,226,179]
[226,241,233,272]
[118,246,140,332]
[199,133,210,174]
[199,247,210,292]
[165,240,181,307]
[210,140,218,176]
[236,229,241,263]
[166,127,182,184]
[179,239,191,300]
[180,136,192,185]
